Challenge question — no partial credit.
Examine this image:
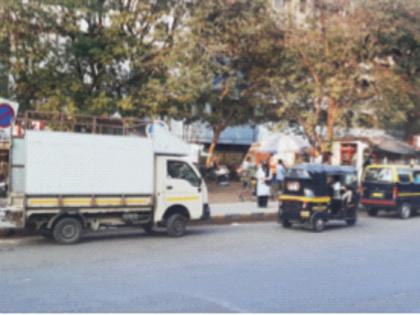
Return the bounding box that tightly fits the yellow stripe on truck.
[95,198,123,206]
[27,198,59,207]
[27,196,153,208]
[125,198,152,205]
[166,196,200,202]
[279,195,331,203]
[62,198,92,206]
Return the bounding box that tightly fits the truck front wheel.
[52,217,83,244]
[166,213,188,237]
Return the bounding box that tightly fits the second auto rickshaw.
[278,164,358,232]
[361,164,420,219]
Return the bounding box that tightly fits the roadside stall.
[244,133,311,168]
[332,135,418,182]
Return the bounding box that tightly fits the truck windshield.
[167,161,201,187]
[364,168,393,183]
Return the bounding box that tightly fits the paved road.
[1,214,420,312]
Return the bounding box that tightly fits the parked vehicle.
[0,128,210,244]
[361,164,420,219]
[278,164,358,232]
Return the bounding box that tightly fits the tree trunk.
[404,113,417,141]
[325,97,338,151]
[206,125,224,168]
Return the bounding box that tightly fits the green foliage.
[363,0,420,138]
[0,0,189,115]
[164,0,283,131]
[0,0,419,145]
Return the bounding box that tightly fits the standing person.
[256,162,272,208]
[275,159,286,197]
[363,152,372,169]
[237,156,255,201]
[330,175,342,214]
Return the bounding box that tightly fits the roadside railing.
[14,111,150,138]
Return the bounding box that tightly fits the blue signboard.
[0,103,15,128]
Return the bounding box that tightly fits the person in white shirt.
[256,162,272,208]
[275,159,286,195]
[330,175,342,214]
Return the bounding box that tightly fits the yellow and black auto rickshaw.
[278,164,358,232]
[361,164,420,219]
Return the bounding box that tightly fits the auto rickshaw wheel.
[398,203,412,220]
[311,215,325,232]
[281,219,292,228]
[346,217,357,226]
[367,208,378,217]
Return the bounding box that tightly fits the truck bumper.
[201,203,211,221]
[0,207,23,229]
[0,208,14,229]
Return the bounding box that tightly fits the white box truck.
[0,127,210,244]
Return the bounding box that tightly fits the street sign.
[0,103,15,128]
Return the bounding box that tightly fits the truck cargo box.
[24,131,154,195]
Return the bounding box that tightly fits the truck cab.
[155,155,209,235]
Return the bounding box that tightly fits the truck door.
[155,157,203,222]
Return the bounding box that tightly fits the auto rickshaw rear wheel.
[367,208,378,217]
[311,215,325,232]
[346,217,357,226]
[398,203,411,220]
[281,219,292,228]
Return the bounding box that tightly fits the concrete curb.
[193,212,277,225]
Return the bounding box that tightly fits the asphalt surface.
[1,213,420,312]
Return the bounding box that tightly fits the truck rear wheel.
[166,213,188,237]
[52,217,83,244]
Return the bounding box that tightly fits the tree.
[273,0,383,153]
[364,0,420,140]
[164,0,284,166]
[0,0,190,116]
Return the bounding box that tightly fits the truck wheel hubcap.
[174,219,184,233]
[62,225,76,238]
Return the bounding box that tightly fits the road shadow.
[283,220,361,233]
[364,210,420,220]
[78,225,222,244]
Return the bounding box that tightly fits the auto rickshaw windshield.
[286,168,311,179]
[364,167,393,183]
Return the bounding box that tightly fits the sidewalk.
[208,201,278,223]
